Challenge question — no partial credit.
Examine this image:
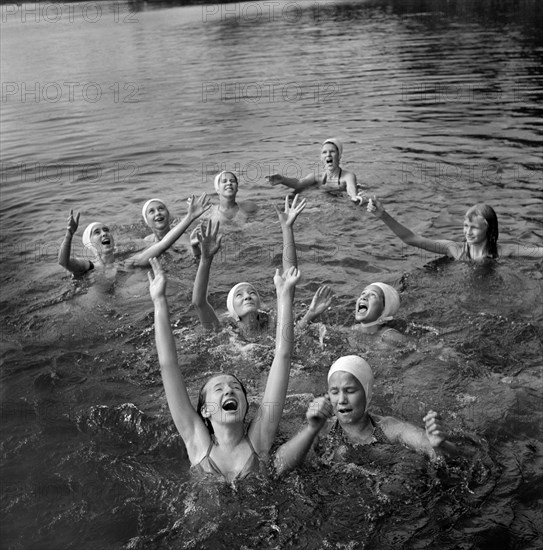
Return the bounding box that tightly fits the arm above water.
[274,395,333,475]
[129,193,212,267]
[367,196,459,258]
[499,242,543,259]
[274,194,307,272]
[148,257,210,461]
[58,210,92,275]
[249,266,300,455]
[191,220,222,331]
[266,172,317,192]
[379,410,460,460]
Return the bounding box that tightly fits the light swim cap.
[214,171,238,193]
[226,282,260,321]
[322,138,343,159]
[328,355,373,410]
[358,282,400,328]
[82,222,104,250]
[141,198,166,226]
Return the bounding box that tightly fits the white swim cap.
[370,282,400,321]
[214,171,238,193]
[226,282,260,321]
[82,222,103,249]
[328,355,373,410]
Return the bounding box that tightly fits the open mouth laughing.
[222,398,238,412]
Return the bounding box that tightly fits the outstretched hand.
[66,209,80,235]
[308,285,334,317]
[274,265,301,294]
[197,219,223,260]
[351,191,368,206]
[423,410,448,448]
[186,193,212,220]
[274,194,307,228]
[367,195,385,217]
[306,395,333,430]
[266,174,284,186]
[147,257,167,301]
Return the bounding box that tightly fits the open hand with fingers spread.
[274,266,301,295]
[423,410,448,448]
[186,192,212,221]
[197,220,223,260]
[307,285,334,318]
[275,194,307,228]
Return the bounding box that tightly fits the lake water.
[1,1,542,549]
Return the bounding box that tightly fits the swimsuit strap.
[322,167,341,186]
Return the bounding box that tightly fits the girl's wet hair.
[196,373,248,435]
[465,203,499,258]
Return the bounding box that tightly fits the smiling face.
[463,215,488,247]
[145,201,170,231]
[321,143,340,171]
[217,172,238,199]
[328,371,367,425]
[88,223,115,256]
[200,374,248,426]
[232,283,260,319]
[355,285,385,323]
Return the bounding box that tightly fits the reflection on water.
[1,0,542,548]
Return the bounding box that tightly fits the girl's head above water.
[464,204,499,258]
[197,373,249,435]
[141,198,168,226]
[227,282,261,321]
[327,355,374,412]
[322,137,343,159]
[355,282,400,326]
[214,171,239,193]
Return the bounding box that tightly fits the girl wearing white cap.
[266,138,364,204]
[58,193,211,276]
[192,195,333,333]
[352,282,405,344]
[275,355,459,474]
[148,256,300,482]
[141,198,171,243]
[367,197,543,261]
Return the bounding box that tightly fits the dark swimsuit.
[321,168,342,188]
[319,415,390,463]
[191,437,265,482]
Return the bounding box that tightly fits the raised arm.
[274,194,307,272]
[274,395,333,475]
[129,193,212,267]
[297,284,334,329]
[148,257,210,460]
[266,173,317,192]
[191,220,222,330]
[368,196,457,257]
[58,210,92,275]
[249,266,300,454]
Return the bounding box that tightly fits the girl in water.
[367,197,543,260]
[275,355,459,474]
[141,198,171,243]
[266,138,364,204]
[148,256,300,482]
[58,193,211,276]
[192,195,333,334]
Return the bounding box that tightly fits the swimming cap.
[371,282,400,320]
[141,198,166,226]
[328,355,373,410]
[82,222,103,250]
[214,171,238,193]
[322,138,343,159]
[226,282,260,321]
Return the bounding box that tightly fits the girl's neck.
[341,414,373,444]
[238,311,261,333]
[152,226,170,241]
[211,423,245,449]
[94,251,115,266]
[325,165,341,177]
[354,321,381,334]
[468,241,488,260]
[219,195,238,210]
